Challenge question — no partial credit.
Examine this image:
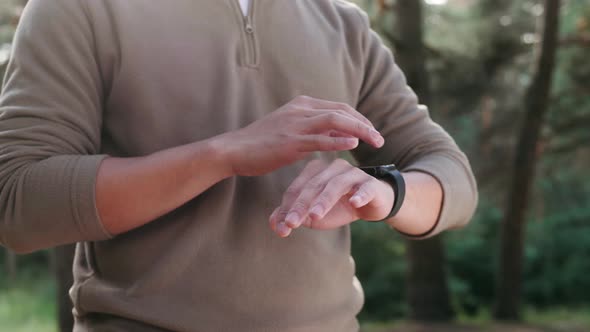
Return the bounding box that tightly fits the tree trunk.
[406,236,454,321]
[5,249,17,279]
[494,0,561,321]
[394,0,454,322]
[54,244,76,332]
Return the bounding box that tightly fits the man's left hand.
[269,159,395,237]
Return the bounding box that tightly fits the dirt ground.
[363,322,590,332]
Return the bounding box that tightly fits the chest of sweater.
[86,0,364,157]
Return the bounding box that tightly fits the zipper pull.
[245,17,254,34]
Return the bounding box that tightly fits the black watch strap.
[359,164,406,221]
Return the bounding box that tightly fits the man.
[0,0,477,331]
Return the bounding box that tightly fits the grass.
[0,267,589,332]
[524,306,590,331]
[360,307,590,332]
[527,306,590,322]
[0,267,57,332]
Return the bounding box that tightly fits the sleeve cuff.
[392,154,477,239]
[71,154,113,241]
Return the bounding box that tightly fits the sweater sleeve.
[350,10,478,239]
[0,0,111,253]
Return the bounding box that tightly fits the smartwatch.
[359,164,405,221]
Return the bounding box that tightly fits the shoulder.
[11,0,95,65]
[302,0,371,51]
[331,0,369,21]
[307,0,372,62]
[19,0,91,33]
[328,0,371,29]
[301,0,369,28]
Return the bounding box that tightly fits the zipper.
[234,0,258,67]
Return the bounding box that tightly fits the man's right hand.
[94,96,384,236]
[216,95,384,177]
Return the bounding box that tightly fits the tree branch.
[560,34,590,47]
[550,113,590,134]
[548,135,590,155]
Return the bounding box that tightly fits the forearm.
[96,137,233,235]
[384,171,443,236]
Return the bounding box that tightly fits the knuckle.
[321,177,343,195]
[307,179,325,191]
[333,173,351,186]
[291,201,307,213]
[308,159,327,169]
[351,167,366,177]
[284,105,297,113]
[336,109,350,117]
[316,193,332,206]
[288,106,308,116]
[294,95,311,104]
[335,102,349,110]
[333,158,350,167]
[325,113,340,125]
[341,103,357,114]
[358,122,368,135]
[284,186,301,200]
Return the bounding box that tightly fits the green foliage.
[0,265,56,332]
[349,0,590,321]
[0,0,20,66]
[446,200,502,315]
[351,222,408,321]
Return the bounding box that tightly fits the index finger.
[270,160,327,227]
[297,96,374,128]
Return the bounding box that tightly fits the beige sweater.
[0,0,478,331]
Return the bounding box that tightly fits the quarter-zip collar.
[238,0,250,16]
[232,0,259,68]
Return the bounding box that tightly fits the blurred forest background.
[0,0,589,331]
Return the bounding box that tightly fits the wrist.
[383,171,413,225]
[376,179,395,221]
[200,135,236,179]
[359,164,405,222]
[384,171,442,236]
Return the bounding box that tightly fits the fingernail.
[270,209,279,222]
[344,137,359,146]
[310,205,324,219]
[277,222,292,237]
[371,129,382,139]
[371,129,384,146]
[350,194,363,207]
[285,212,300,226]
